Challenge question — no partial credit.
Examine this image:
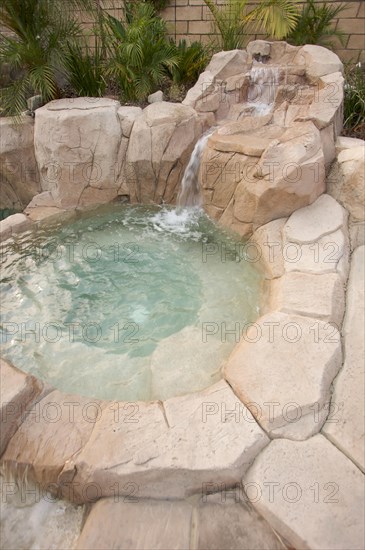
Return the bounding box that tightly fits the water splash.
[177,128,216,208]
[246,64,280,116]
[150,207,201,236]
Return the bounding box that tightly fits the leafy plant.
[286,0,347,48]
[63,38,107,98]
[343,63,365,139]
[169,39,210,86]
[149,0,170,11]
[203,0,300,50]
[105,2,178,101]
[0,0,98,116]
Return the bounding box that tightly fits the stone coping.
[1,194,364,549]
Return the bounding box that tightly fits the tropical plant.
[0,0,99,116]
[63,38,107,97]
[150,0,170,11]
[203,0,300,50]
[169,39,210,86]
[286,0,347,48]
[105,2,178,101]
[343,62,365,139]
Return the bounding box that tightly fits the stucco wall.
[0,1,364,63]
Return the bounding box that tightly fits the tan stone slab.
[270,271,345,326]
[183,70,216,106]
[144,101,196,127]
[307,72,344,130]
[0,358,43,456]
[0,117,41,208]
[283,228,350,281]
[195,493,286,550]
[284,194,347,244]
[251,218,287,279]
[323,245,365,471]
[335,136,365,156]
[245,435,365,550]
[70,381,268,501]
[26,206,66,222]
[205,49,249,81]
[328,145,365,223]
[35,99,122,208]
[224,312,342,437]
[117,106,142,137]
[209,134,272,156]
[2,390,100,488]
[75,499,192,550]
[0,213,31,236]
[44,97,120,111]
[195,92,221,113]
[300,45,343,80]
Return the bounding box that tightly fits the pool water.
[0,205,262,401]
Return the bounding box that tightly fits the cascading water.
[177,128,216,208]
[246,64,280,116]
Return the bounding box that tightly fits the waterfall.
[246,65,280,116]
[177,128,216,208]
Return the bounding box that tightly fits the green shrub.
[149,0,170,11]
[169,40,210,86]
[286,0,347,48]
[343,63,365,139]
[0,0,98,116]
[63,39,107,98]
[105,2,178,101]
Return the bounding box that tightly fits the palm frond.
[286,0,347,47]
[247,0,300,39]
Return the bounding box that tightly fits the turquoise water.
[0,205,262,401]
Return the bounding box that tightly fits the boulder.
[0,359,44,456]
[269,271,345,326]
[298,44,343,81]
[335,136,365,155]
[148,90,164,104]
[282,195,350,281]
[327,145,365,223]
[183,50,249,112]
[199,120,329,234]
[284,194,347,243]
[323,246,365,471]
[0,213,32,241]
[1,389,101,489]
[203,49,248,82]
[126,101,203,204]
[34,98,124,209]
[24,191,66,222]
[0,117,41,210]
[233,122,326,228]
[245,435,365,550]
[306,72,344,136]
[224,311,342,438]
[69,380,268,501]
[194,492,285,550]
[76,499,192,550]
[117,106,142,137]
[247,40,271,59]
[250,218,287,279]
